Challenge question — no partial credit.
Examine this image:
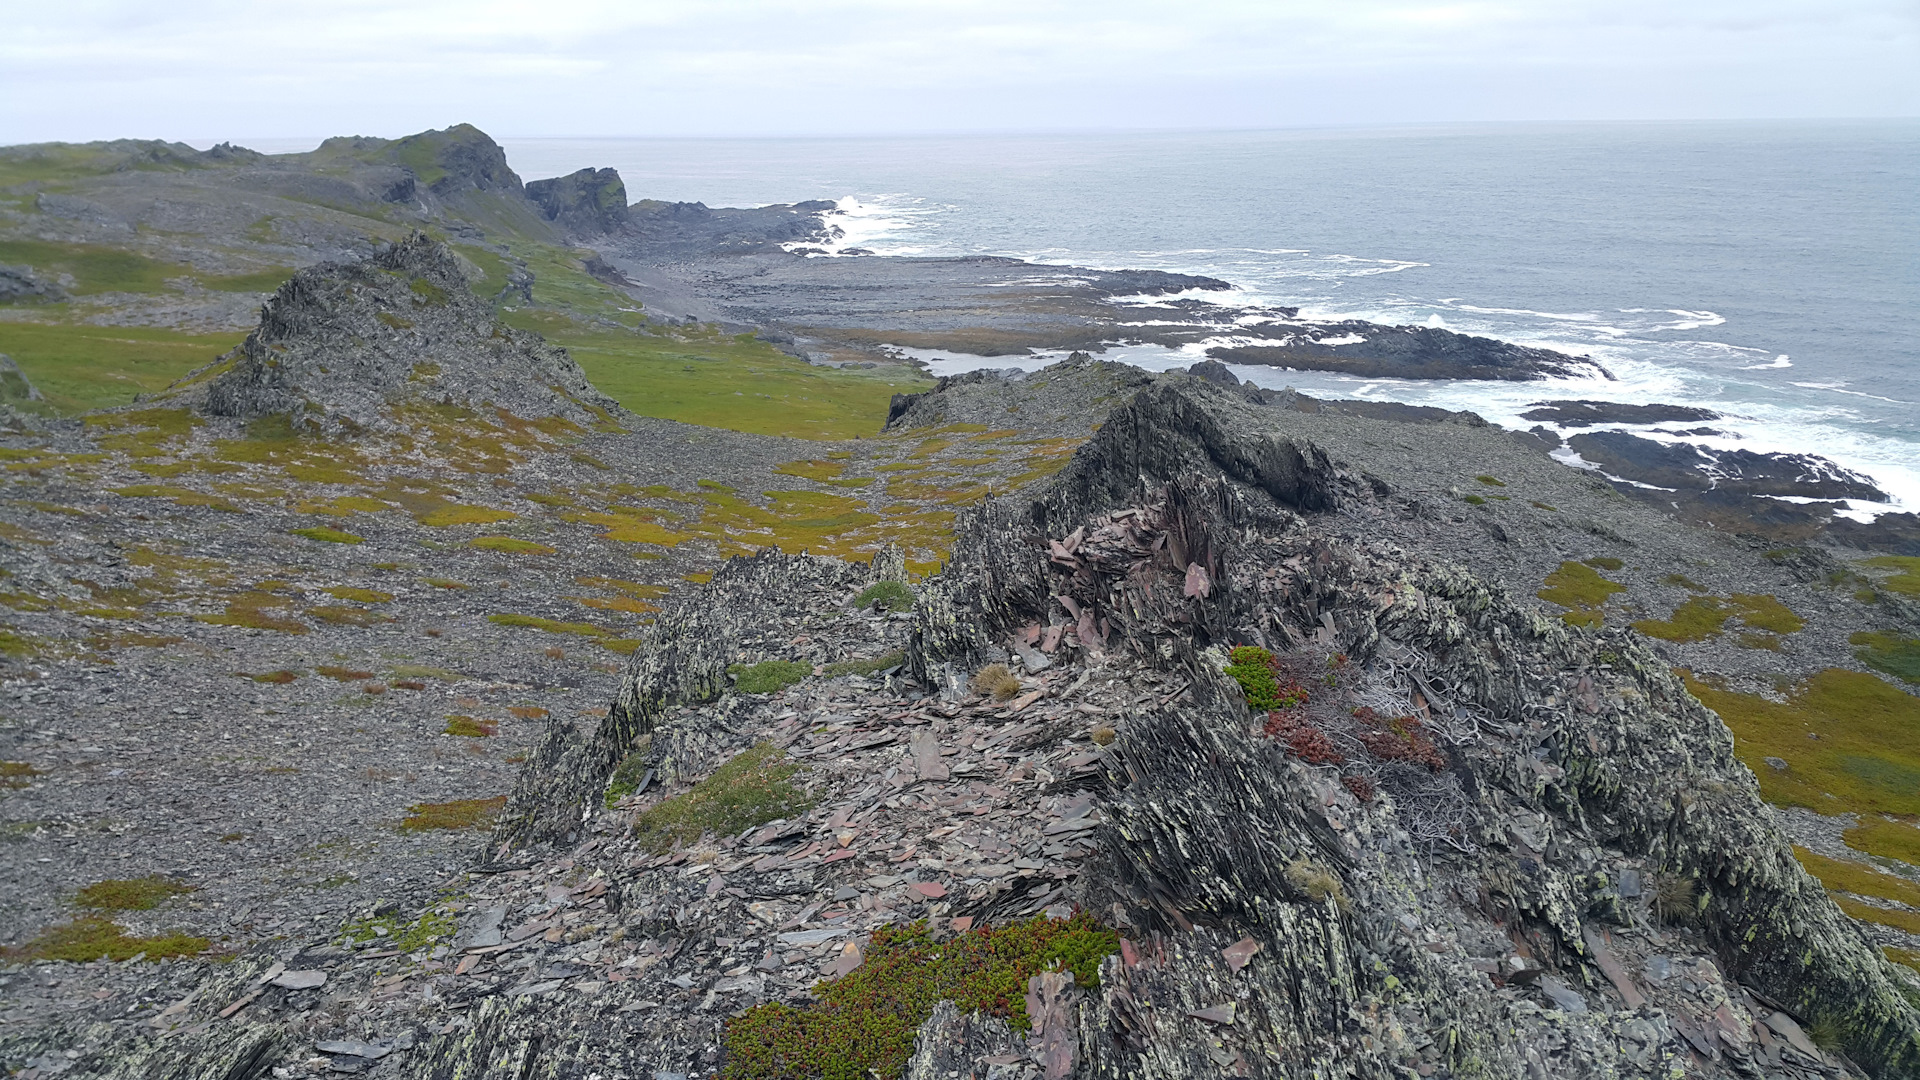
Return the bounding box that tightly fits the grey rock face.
[0,265,67,304]
[192,232,623,435]
[527,167,630,237]
[0,353,44,403]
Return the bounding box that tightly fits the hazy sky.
[3,0,1916,144]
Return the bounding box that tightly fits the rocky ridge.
[180,234,625,437]
[7,368,1915,1078]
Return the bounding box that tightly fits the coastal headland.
[1,124,1918,1079]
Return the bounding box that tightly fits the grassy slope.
[549,325,925,440]
[0,322,243,413]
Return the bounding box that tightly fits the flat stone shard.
[910,728,950,781]
[269,970,327,990]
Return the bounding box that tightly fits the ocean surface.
[496,123,1920,514]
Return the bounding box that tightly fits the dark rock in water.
[0,354,43,404]
[188,233,622,436]
[526,167,630,237]
[1210,322,1610,382]
[0,264,66,304]
[1185,359,1242,388]
[1568,430,1886,502]
[1522,424,1564,450]
[1520,399,1721,427]
[625,199,842,256]
[1825,511,1920,557]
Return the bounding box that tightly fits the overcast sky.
[3,0,1917,145]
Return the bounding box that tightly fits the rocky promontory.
[182,233,624,436]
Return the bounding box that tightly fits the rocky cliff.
[180,233,624,435]
[527,168,631,237]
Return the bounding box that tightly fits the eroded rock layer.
[189,233,623,435]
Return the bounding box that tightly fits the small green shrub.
[631,742,811,853]
[291,526,362,544]
[1223,646,1309,711]
[723,912,1119,1080]
[1462,494,1486,505]
[853,580,914,612]
[731,660,811,694]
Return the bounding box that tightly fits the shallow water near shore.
[503,123,1920,509]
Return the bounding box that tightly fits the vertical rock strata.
[190,233,623,435]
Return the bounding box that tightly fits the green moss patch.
[398,796,507,831]
[724,912,1118,1080]
[196,591,307,634]
[853,581,914,613]
[1223,646,1310,711]
[468,536,555,555]
[1583,556,1624,571]
[291,526,363,545]
[3,761,45,788]
[1865,556,1920,596]
[74,876,193,911]
[342,907,455,951]
[632,743,812,854]
[443,715,497,737]
[326,586,393,604]
[605,742,654,808]
[1845,817,1920,864]
[1475,475,1506,487]
[1634,593,1801,643]
[489,612,614,639]
[1794,846,1920,909]
[1538,561,1624,628]
[1686,669,1920,828]
[823,650,907,678]
[731,660,812,695]
[4,917,209,963]
[1852,631,1920,685]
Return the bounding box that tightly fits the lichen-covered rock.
[186,232,623,435]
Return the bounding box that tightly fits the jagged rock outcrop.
[0,265,66,304]
[185,233,623,435]
[526,167,630,237]
[0,354,43,404]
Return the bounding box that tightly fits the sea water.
[504,123,1920,512]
